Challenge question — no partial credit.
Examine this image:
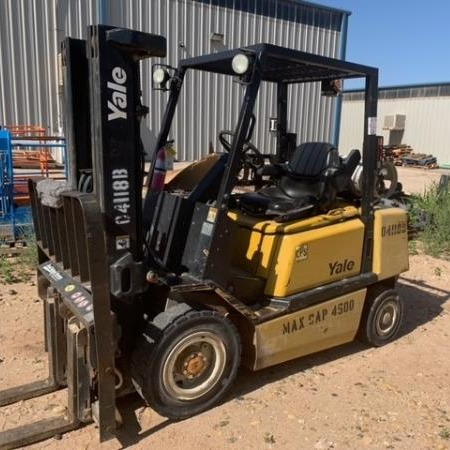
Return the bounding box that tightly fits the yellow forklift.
[0,25,408,448]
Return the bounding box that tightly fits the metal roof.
[181,43,377,83]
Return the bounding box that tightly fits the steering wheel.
[218,130,264,183]
[219,113,264,183]
[218,130,235,153]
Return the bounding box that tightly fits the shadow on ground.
[114,275,449,448]
[114,397,174,448]
[397,276,449,337]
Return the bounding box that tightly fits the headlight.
[153,68,169,85]
[232,54,250,75]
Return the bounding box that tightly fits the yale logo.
[329,258,355,276]
[108,67,127,121]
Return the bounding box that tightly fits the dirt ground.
[396,166,447,195]
[1,167,450,449]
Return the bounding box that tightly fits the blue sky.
[317,0,450,88]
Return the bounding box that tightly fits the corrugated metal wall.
[339,87,450,164]
[0,1,58,133]
[0,0,347,160]
[0,0,98,134]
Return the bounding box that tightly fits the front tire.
[131,304,241,419]
[358,288,403,346]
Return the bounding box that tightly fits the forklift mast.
[63,25,166,298]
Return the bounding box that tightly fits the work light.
[153,68,170,86]
[232,53,250,75]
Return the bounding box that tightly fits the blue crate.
[0,129,35,240]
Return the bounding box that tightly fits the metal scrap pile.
[383,144,438,169]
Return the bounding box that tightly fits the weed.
[408,182,450,260]
[408,240,418,255]
[0,256,17,283]
[434,266,442,277]
[20,238,37,268]
[16,240,37,282]
[0,236,37,284]
[439,427,450,440]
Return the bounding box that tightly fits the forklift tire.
[131,305,241,419]
[358,288,403,347]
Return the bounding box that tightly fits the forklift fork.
[0,297,80,449]
[0,189,115,449]
[0,296,66,409]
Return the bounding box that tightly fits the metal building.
[0,0,350,160]
[339,83,450,165]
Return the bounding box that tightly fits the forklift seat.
[238,142,346,221]
[334,149,362,195]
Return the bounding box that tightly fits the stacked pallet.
[383,144,412,165]
[383,144,438,169]
[401,153,438,168]
[12,150,61,169]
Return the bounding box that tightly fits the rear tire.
[358,288,403,346]
[131,304,241,419]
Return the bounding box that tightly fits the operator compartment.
[229,205,364,297]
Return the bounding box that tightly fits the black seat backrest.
[340,149,361,176]
[238,142,343,219]
[288,142,340,178]
[334,149,361,195]
[278,142,340,202]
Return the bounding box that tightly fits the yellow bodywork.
[165,154,222,189]
[373,207,409,279]
[228,205,408,370]
[229,206,364,297]
[247,289,366,370]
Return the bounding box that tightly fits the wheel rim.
[374,298,400,337]
[161,331,227,401]
[378,161,398,197]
